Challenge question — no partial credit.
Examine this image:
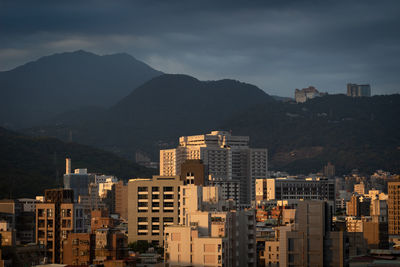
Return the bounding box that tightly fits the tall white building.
[160,131,268,207]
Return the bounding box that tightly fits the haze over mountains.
[0,50,162,128]
[0,50,399,184]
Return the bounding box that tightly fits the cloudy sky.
[1,0,399,96]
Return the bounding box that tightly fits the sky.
[1,0,399,97]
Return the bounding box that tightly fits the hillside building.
[294,86,325,103]
[347,83,371,97]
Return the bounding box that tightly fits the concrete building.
[388,180,400,235]
[257,177,335,211]
[354,182,365,195]
[323,162,335,178]
[160,131,268,207]
[279,201,348,267]
[62,233,95,265]
[63,159,95,202]
[128,176,183,246]
[114,181,128,221]
[294,86,324,103]
[35,189,88,263]
[347,83,371,97]
[346,195,370,217]
[164,184,256,267]
[180,159,206,186]
[0,199,36,245]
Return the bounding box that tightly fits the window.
[38,209,45,217]
[163,186,173,192]
[163,217,174,223]
[138,186,148,192]
[164,194,174,199]
[47,209,53,217]
[164,202,174,207]
[138,217,148,222]
[152,187,159,192]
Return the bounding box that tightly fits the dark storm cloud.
[1,0,399,96]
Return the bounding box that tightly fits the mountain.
[0,127,156,199]
[0,50,162,128]
[221,94,400,174]
[26,74,275,159]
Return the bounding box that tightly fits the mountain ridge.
[0,50,163,128]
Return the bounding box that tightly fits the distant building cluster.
[293,83,372,103]
[294,86,326,103]
[1,131,400,266]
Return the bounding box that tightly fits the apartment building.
[128,176,183,246]
[347,83,371,97]
[114,181,128,221]
[35,189,88,263]
[279,201,347,267]
[160,131,268,206]
[257,177,335,211]
[165,184,256,267]
[388,180,400,235]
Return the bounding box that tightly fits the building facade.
[128,176,183,246]
[347,83,371,97]
[388,180,400,235]
[160,131,268,207]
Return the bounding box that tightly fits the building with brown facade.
[388,180,400,235]
[62,233,95,265]
[36,188,88,263]
[114,181,128,221]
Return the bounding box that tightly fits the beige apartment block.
[165,184,256,267]
[128,176,183,246]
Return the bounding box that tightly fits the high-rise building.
[347,83,371,97]
[127,176,183,246]
[388,180,400,235]
[160,131,268,207]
